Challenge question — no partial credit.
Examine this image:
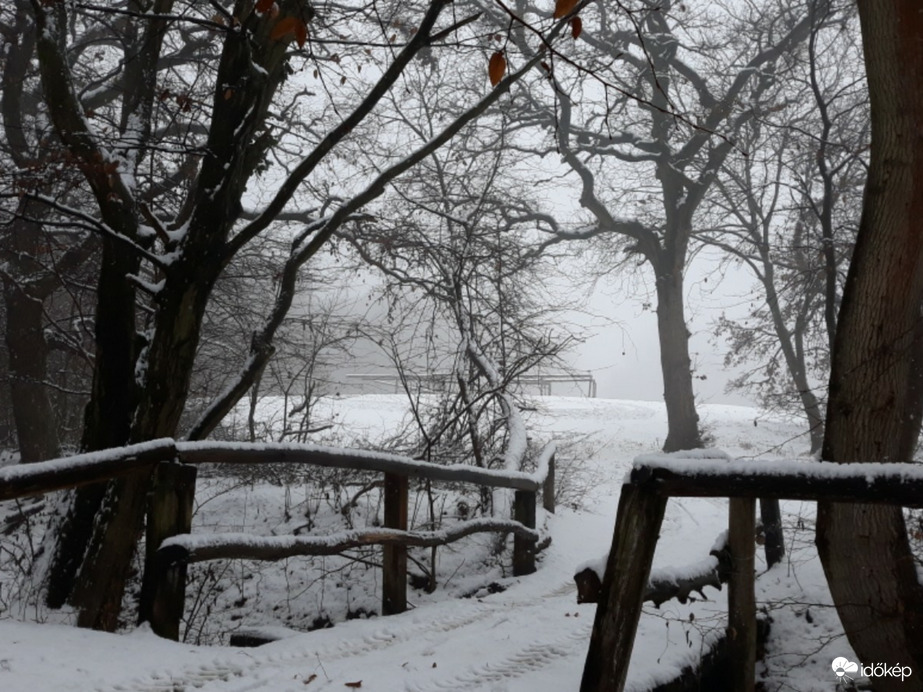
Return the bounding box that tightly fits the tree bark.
[654,256,702,452]
[757,244,826,453]
[2,235,61,463]
[816,3,923,686]
[0,2,62,464]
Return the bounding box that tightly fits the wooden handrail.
[581,455,923,692]
[629,457,923,507]
[0,439,557,501]
[0,439,176,500]
[1,439,556,641]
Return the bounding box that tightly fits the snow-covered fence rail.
[0,439,556,641]
[581,454,923,692]
[175,440,554,492]
[0,439,177,500]
[0,440,557,500]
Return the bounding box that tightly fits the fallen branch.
[575,532,731,607]
[158,518,543,566]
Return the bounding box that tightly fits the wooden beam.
[513,489,537,576]
[580,483,668,692]
[139,462,197,641]
[176,442,543,491]
[382,472,408,615]
[0,439,176,501]
[631,460,923,507]
[727,497,757,692]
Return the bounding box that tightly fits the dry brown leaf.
[488,51,506,87]
[571,16,582,40]
[294,19,308,47]
[344,682,363,689]
[553,0,578,19]
[268,16,307,47]
[270,16,298,41]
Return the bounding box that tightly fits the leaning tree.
[815,2,923,684]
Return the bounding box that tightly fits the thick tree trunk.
[45,237,139,612]
[2,238,61,463]
[62,0,299,628]
[0,5,61,464]
[654,265,702,452]
[816,3,923,687]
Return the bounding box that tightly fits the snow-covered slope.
[0,396,859,691]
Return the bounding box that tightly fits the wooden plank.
[0,439,176,501]
[139,462,197,641]
[728,497,757,692]
[513,490,537,576]
[382,472,408,615]
[581,483,668,692]
[631,461,923,507]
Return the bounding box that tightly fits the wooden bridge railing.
[0,439,556,641]
[580,454,923,692]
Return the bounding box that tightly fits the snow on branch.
[574,531,731,607]
[158,519,542,565]
[464,339,528,473]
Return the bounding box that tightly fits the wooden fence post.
[728,497,757,692]
[139,462,197,641]
[382,472,408,615]
[580,483,667,692]
[513,489,537,576]
[543,454,556,514]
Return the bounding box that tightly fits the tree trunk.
[44,236,138,610]
[0,4,61,464]
[654,262,702,452]
[62,0,299,628]
[759,253,825,453]
[816,3,923,686]
[2,238,61,463]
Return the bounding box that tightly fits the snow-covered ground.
[0,396,872,691]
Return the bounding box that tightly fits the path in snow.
[98,575,594,692]
[3,397,847,692]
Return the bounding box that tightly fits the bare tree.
[17,0,582,630]
[705,1,867,453]
[496,0,823,451]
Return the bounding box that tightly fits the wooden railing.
[580,454,923,692]
[0,439,556,641]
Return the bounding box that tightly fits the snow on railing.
[1,437,557,641]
